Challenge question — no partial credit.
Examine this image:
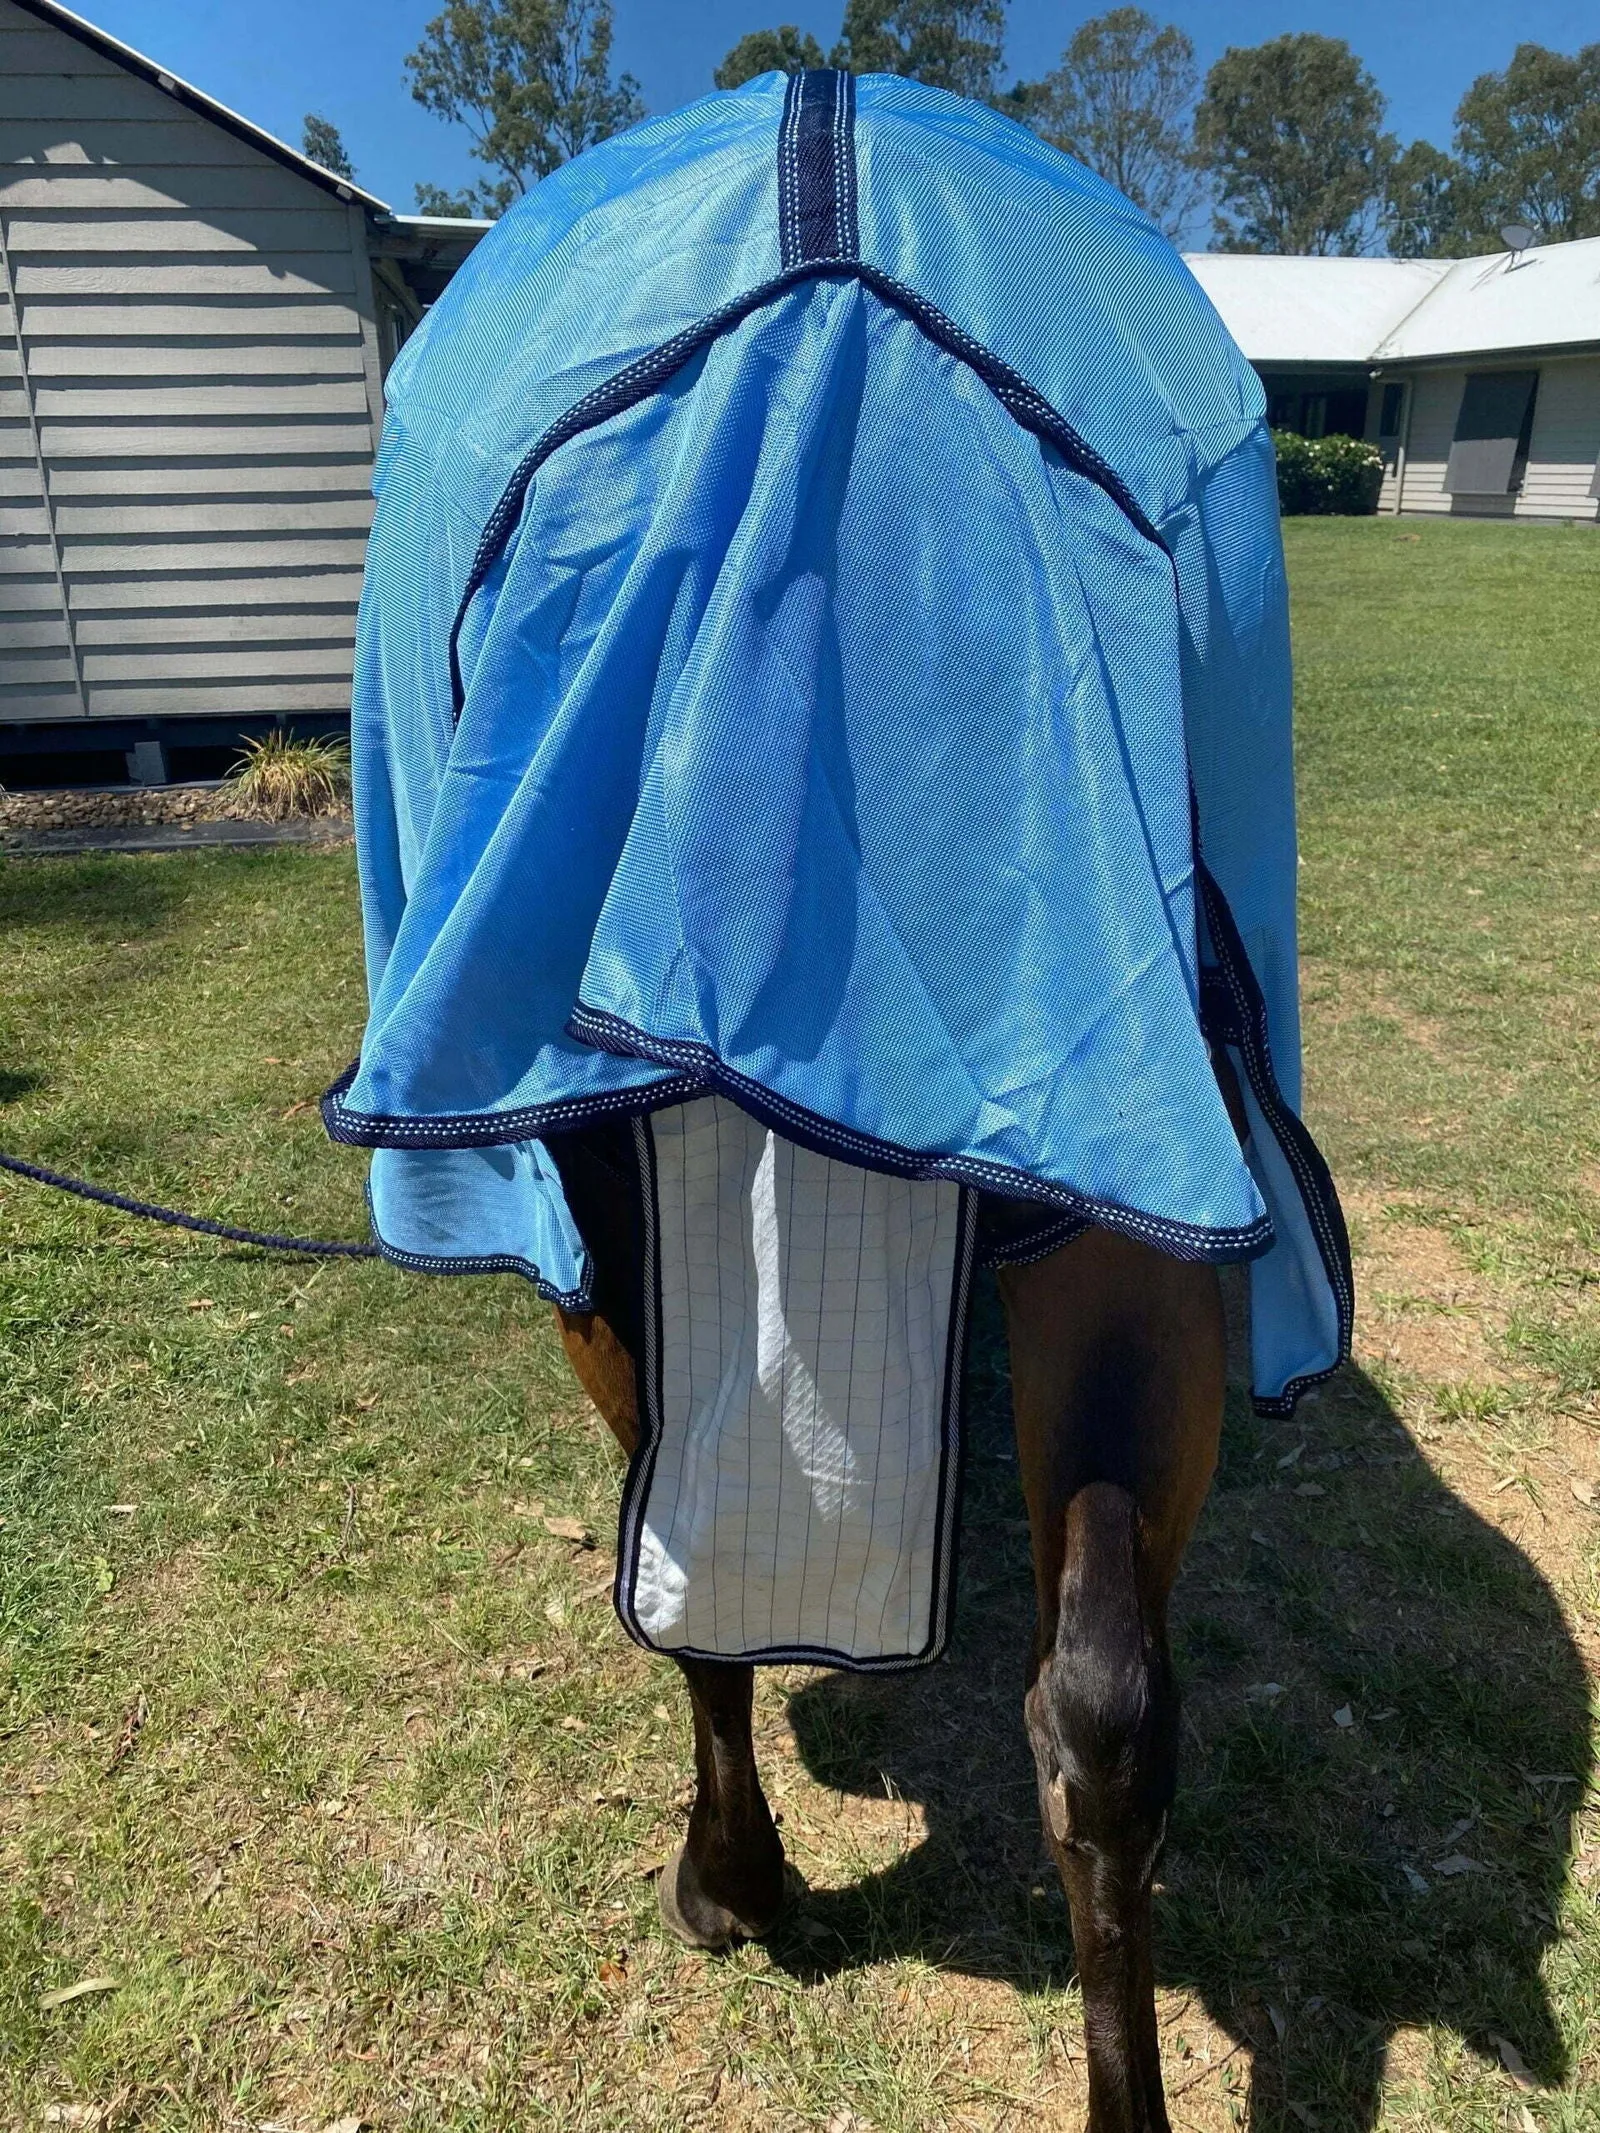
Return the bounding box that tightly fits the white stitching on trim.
[840,66,853,255]
[781,71,803,267]
[326,1073,704,1144]
[569,1006,1275,1258]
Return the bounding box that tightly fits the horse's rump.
[326,68,1352,1660]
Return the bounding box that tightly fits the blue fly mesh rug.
[327,68,1353,1668]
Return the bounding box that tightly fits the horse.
[326,65,1352,2133]
[548,1120,1224,2133]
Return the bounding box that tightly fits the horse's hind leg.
[554,1299,785,1950]
[658,1655,785,1947]
[999,1229,1225,2133]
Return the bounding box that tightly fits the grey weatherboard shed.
[0,0,480,783]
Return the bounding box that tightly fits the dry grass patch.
[1347,1190,1509,1388]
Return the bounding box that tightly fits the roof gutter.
[1371,336,1600,369]
[6,0,394,219]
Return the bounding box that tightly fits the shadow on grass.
[0,857,195,1118]
[0,851,198,936]
[767,1274,1593,2130]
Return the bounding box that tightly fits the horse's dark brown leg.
[658,1655,786,1947]
[555,1304,785,1950]
[1000,1229,1225,2133]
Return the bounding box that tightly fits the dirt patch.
[1346,1190,1507,1386]
[1444,1429,1600,1597]
[1339,1194,1600,1592]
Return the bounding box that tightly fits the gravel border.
[2,818,352,857]
[0,781,352,855]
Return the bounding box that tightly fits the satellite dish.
[1500,222,1537,254]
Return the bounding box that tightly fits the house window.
[1444,369,1539,495]
[1268,388,1369,439]
[377,298,413,375]
[1378,383,1406,438]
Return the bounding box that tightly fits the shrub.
[1314,432,1386,515]
[222,731,351,821]
[1271,428,1316,516]
[1270,429,1384,516]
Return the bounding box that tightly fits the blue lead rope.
[0,1147,379,1259]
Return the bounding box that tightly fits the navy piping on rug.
[445,272,1167,722]
[924,1181,978,1666]
[779,67,859,268]
[323,1006,1277,1269]
[568,1005,1275,1265]
[609,1113,662,1653]
[976,1205,1092,1269]
[1195,861,1355,1416]
[442,60,1160,718]
[321,1055,705,1143]
[610,1109,980,1673]
[362,1180,591,1310]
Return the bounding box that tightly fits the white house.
[1185,239,1600,523]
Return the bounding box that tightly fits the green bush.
[1270,428,1384,516]
[1315,432,1387,514]
[1271,429,1316,516]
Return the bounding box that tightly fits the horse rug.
[324,68,1353,1668]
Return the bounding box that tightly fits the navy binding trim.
[779,68,858,268]
[568,1004,1274,1265]
[978,1206,1092,1269]
[320,1055,706,1146]
[862,267,1167,551]
[1195,861,1355,1416]
[362,1181,591,1309]
[322,1012,1274,1265]
[445,266,1168,723]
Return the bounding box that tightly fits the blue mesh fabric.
[329,71,1349,1411]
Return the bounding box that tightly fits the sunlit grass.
[1,517,1598,2128]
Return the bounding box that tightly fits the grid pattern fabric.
[621,1097,974,1667]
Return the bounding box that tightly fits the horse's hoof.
[656,1843,781,1951]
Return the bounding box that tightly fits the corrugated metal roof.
[7,0,393,217]
[1181,254,1447,366]
[1186,239,1600,367]
[1373,235,1600,360]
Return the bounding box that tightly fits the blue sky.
[68,0,1599,218]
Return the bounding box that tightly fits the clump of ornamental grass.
[222,731,351,821]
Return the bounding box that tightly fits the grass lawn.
[2,514,1599,2132]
